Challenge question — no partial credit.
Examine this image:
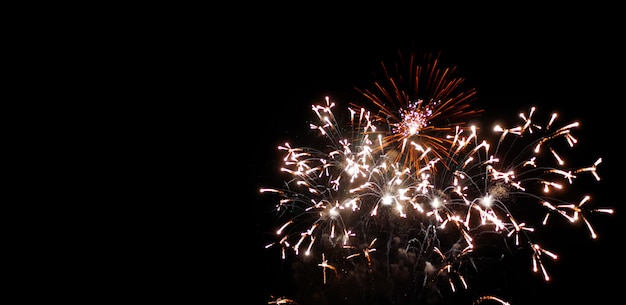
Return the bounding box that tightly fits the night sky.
[233,7,623,305]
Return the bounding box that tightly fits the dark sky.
[233,7,623,305]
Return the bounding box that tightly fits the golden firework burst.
[353,51,483,169]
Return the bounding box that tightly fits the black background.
[32,4,623,305]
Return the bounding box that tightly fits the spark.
[317,253,337,284]
[542,195,614,239]
[268,296,298,304]
[531,243,557,281]
[472,295,511,305]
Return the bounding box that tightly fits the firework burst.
[260,94,612,305]
[353,51,483,169]
[260,50,612,304]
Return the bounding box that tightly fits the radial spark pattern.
[353,52,483,169]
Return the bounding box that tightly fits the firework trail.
[260,55,612,305]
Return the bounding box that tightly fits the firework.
[260,94,612,305]
[353,51,483,169]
